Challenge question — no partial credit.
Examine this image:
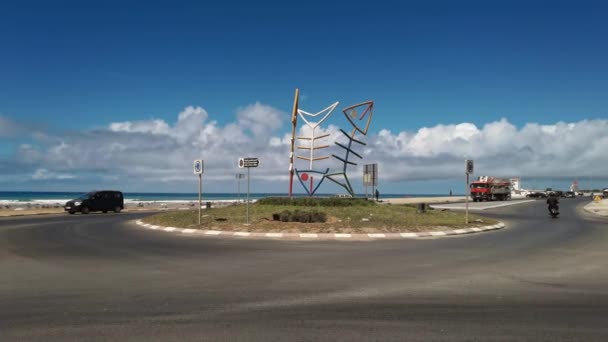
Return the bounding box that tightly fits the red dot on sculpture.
[301,173,309,181]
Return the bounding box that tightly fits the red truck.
[470,176,512,202]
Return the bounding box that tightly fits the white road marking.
[182,229,196,233]
[453,229,467,234]
[149,225,159,229]
[234,232,251,236]
[471,228,482,232]
[266,233,283,238]
[205,230,222,235]
[400,233,418,238]
[430,231,447,236]
[368,233,386,238]
[300,233,318,238]
[334,233,352,238]
[136,220,142,225]
[163,227,176,232]
[431,200,536,211]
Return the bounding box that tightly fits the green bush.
[271,209,327,223]
[258,197,374,207]
[279,210,291,222]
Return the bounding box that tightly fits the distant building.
[570,180,579,192]
[510,177,521,191]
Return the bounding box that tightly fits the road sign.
[237,158,259,224]
[363,163,378,186]
[465,159,474,174]
[238,157,260,168]
[193,159,204,225]
[594,195,602,202]
[193,159,204,174]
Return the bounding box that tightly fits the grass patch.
[142,202,498,234]
[256,196,374,207]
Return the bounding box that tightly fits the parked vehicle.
[470,176,511,202]
[526,192,548,199]
[564,191,576,198]
[64,190,124,214]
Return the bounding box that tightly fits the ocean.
[0,191,452,205]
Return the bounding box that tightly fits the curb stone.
[134,220,506,241]
[583,200,608,217]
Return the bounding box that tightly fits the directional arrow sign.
[239,157,259,168]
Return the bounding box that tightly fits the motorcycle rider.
[546,192,559,214]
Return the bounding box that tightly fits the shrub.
[271,209,327,223]
[279,210,291,222]
[258,197,374,207]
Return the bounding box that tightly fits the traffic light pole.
[465,172,469,225]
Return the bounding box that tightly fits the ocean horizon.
[0,191,461,204]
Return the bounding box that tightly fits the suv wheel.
[81,206,90,214]
[113,206,122,213]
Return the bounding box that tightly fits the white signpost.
[465,159,474,224]
[194,159,204,225]
[238,157,260,225]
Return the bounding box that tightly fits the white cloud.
[369,118,608,182]
[3,103,607,192]
[15,104,290,187]
[0,114,38,138]
[32,168,76,180]
[236,102,284,136]
[109,119,170,135]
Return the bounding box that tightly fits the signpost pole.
[465,172,469,225]
[237,174,241,203]
[198,173,202,225]
[246,167,250,225]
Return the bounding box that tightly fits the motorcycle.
[548,205,559,218]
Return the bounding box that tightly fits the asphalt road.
[1,198,607,341]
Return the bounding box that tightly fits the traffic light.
[465,160,474,174]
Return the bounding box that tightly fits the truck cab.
[470,176,511,202]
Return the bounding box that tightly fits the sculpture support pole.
[288,88,299,198]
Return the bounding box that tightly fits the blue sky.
[1,1,607,193]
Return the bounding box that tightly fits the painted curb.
[134,220,506,241]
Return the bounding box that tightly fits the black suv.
[65,191,124,214]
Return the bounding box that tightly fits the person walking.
[375,189,380,201]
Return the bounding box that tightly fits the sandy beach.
[0,200,241,217]
[0,197,472,217]
[382,196,467,205]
